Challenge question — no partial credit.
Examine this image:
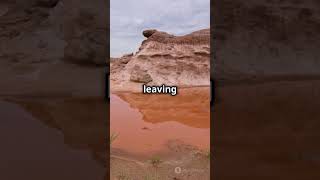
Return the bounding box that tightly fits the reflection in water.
[213,81,320,179]
[0,99,107,180]
[111,87,210,158]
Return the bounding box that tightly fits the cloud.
[110,0,210,57]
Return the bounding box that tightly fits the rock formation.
[142,29,157,38]
[0,1,108,179]
[111,29,210,92]
[0,0,108,97]
[212,1,320,179]
[212,0,320,85]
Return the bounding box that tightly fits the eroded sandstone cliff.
[0,0,107,97]
[111,29,210,91]
[213,0,320,85]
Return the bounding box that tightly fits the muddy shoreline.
[110,87,210,179]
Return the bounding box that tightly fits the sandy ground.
[110,141,210,180]
[110,87,211,180]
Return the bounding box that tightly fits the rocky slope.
[0,0,108,97]
[111,29,210,92]
[212,0,320,85]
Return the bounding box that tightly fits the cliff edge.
[111,29,210,92]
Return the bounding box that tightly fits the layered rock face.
[0,0,107,97]
[111,29,210,91]
[0,0,107,66]
[213,0,320,84]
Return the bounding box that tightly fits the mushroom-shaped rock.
[143,29,157,38]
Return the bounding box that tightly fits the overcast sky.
[110,0,210,57]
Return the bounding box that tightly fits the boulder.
[142,29,157,38]
[130,65,153,83]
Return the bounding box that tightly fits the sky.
[110,0,210,57]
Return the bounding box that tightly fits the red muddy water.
[0,100,105,180]
[110,87,210,158]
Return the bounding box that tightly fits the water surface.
[0,100,105,180]
[110,87,210,158]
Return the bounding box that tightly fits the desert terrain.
[110,28,210,92]
[110,29,211,179]
[212,0,320,179]
[1,1,108,179]
[110,88,210,180]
